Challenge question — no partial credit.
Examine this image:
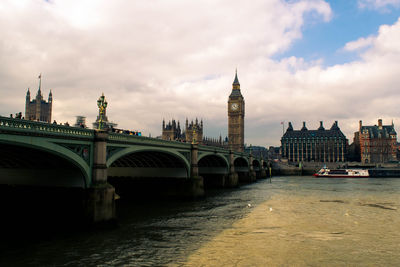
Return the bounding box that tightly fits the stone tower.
[25,74,52,123]
[184,118,203,143]
[228,70,245,152]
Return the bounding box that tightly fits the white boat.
[313,167,369,178]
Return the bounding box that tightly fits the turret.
[26,88,30,101]
[25,88,31,120]
[48,90,53,103]
[36,73,43,100]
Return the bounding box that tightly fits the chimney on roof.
[378,119,383,129]
[301,121,307,131]
[359,120,362,132]
[318,121,325,131]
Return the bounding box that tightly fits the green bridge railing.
[0,117,254,159]
[0,116,94,138]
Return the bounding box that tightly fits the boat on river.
[313,167,369,178]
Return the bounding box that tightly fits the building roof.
[361,125,396,138]
[282,121,347,139]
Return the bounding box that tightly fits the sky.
[1,0,400,146]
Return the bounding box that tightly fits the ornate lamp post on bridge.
[96,93,108,130]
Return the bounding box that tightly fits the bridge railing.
[0,116,94,138]
[108,132,192,149]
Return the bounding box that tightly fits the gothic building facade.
[228,71,245,152]
[281,121,348,162]
[25,76,52,123]
[353,119,397,163]
[162,118,203,143]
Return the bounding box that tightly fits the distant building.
[281,121,348,162]
[353,119,397,163]
[184,118,203,143]
[267,146,281,160]
[202,136,229,148]
[244,146,268,159]
[162,118,203,143]
[25,75,52,123]
[162,119,182,141]
[74,116,87,128]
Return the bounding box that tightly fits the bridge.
[0,116,269,223]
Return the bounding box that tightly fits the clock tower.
[228,70,245,152]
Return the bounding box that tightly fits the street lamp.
[97,93,108,130]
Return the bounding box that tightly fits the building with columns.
[281,121,348,162]
[353,119,397,163]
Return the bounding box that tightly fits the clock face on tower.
[231,103,239,111]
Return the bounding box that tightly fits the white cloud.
[343,36,375,51]
[4,1,400,147]
[0,0,333,146]
[358,0,400,10]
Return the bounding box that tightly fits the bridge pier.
[189,143,205,197]
[86,130,116,224]
[260,159,268,179]
[248,154,257,182]
[226,150,238,187]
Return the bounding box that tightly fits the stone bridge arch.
[106,146,190,177]
[0,137,90,188]
[234,157,249,171]
[234,156,253,183]
[198,153,229,188]
[106,146,192,199]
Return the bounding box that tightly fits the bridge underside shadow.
[108,151,202,199]
[0,143,86,187]
[234,157,255,183]
[253,160,262,179]
[0,143,88,233]
[198,155,228,189]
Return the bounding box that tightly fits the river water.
[1,176,400,266]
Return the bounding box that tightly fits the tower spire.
[233,68,240,86]
[38,73,42,92]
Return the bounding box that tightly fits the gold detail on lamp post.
[97,93,108,130]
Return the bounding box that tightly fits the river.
[1,176,399,266]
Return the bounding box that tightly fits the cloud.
[2,1,400,148]
[269,17,400,145]
[358,0,400,10]
[343,36,375,52]
[0,0,332,146]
